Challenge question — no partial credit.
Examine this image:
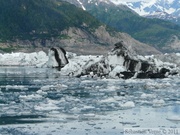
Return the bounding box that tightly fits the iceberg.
[47,47,69,69]
[0,42,179,79]
[60,42,178,79]
[0,51,48,67]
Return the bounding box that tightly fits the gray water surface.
[0,67,180,135]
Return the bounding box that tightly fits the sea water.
[0,67,180,135]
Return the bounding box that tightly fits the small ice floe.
[40,85,55,91]
[176,101,180,104]
[70,107,81,113]
[100,97,117,103]
[82,106,96,110]
[166,116,180,123]
[106,85,119,91]
[55,84,68,90]
[79,113,96,121]
[36,90,48,96]
[40,84,67,91]
[116,91,127,97]
[34,100,59,111]
[121,101,135,109]
[5,85,28,91]
[140,93,156,99]
[114,96,125,101]
[152,99,165,107]
[87,121,96,126]
[144,82,163,89]
[119,121,137,125]
[19,94,43,101]
[82,113,96,118]
[81,106,96,113]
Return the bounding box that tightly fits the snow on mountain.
[64,0,180,24]
[145,11,177,21]
[77,0,86,10]
[110,0,180,17]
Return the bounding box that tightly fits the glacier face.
[0,43,179,79]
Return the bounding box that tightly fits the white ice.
[0,50,179,79]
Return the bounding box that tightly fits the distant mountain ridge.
[144,11,180,26]
[0,0,160,55]
[0,0,101,41]
[110,0,180,16]
[110,0,180,25]
[63,0,180,52]
[67,0,180,25]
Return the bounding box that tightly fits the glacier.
[0,43,179,79]
[0,51,48,67]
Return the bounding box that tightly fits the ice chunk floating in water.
[0,44,180,134]
[0,67,180,135]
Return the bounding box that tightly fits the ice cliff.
[0,51,48,67]
[60,42,178,79]
[0,42,178,79]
